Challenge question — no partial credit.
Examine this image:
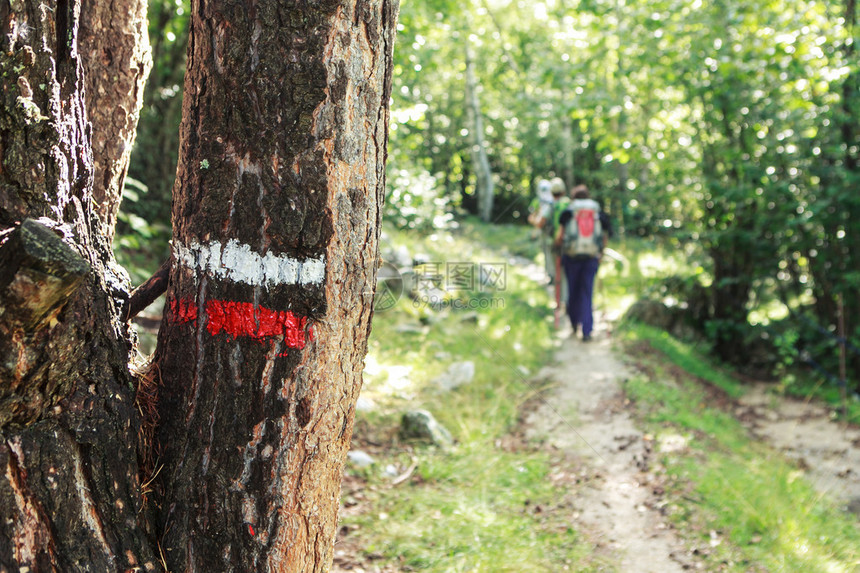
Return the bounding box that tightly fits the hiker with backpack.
[528,178,569,286]
[527,179,556,282]
[527,179,554,230]
[554,184,612,341]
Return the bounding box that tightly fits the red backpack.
[563,199,603,258]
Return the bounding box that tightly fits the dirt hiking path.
[526,325,696,572]
[524,308,860,572]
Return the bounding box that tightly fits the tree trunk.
[0,0,397,570]
[708,236,754,364]
[152,0,397,570]
[79,0,152,237]
[561,108,575,190]
[0,0,160,569]
[465,44,494,222]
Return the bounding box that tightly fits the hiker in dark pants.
[555,185,612,341]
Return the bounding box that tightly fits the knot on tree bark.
[0,219,90,332]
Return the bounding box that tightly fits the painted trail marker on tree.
[173,238,326,287]
[171,298,312,349]
[170,239,320,350]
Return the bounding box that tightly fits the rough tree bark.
[79,0,152,236]
[152,0,397,570]
[0,0,396,570]
[0,0,160,569]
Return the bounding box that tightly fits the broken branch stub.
[0,219,90,332]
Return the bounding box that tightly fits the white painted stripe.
[173,239,325,287]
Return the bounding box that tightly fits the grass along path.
[735,384,860,514]
[525,317,860,571]
[333,220,603,571]
[621,325,860,571]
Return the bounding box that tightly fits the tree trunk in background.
[561,107,575,189]
[0,0,159,569]
[805,0,860,387]
[80,0,152,237]
[615,160,628,236]
[838,0,860,382]
[127,0,192,230]
[708,229,755,364]
[153,0,396,570]
[465,45,494,222]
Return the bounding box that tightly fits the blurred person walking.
[555,184,612,340]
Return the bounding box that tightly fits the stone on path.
[433,361,475,391]
[400,409,454,448]
[347,450,376,468]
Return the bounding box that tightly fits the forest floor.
[524,319,695,572]
[734,384,860,514]
[332,243,860,571]
[123,221,859,570]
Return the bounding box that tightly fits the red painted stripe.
[170,298,309,349]
[172,299,199,323]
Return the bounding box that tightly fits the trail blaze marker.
[173,238,325,288]
[170,239,320,350]
[171,299,312,349]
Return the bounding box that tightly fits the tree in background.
[80,0,152,237]
[0,0,396,570]
[385,0,860,382]
[465,43,495,222]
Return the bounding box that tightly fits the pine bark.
[153,0,397,570]
[0,0,395,570]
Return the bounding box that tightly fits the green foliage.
[124,0,860,383]
[778,369,860,426]
[114,177,170,284]
[627,323,744,398]
[771,328,800,376]
[387,0,860,382]
[126,0,190,228]
[117,0,188,283]
[385,167,453,231]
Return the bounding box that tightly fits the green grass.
[365,220,556,430]
[621,324,860,572]
[627,323,745,398]
[779,370,860,426]
[352,446,593,572]
[343,219,602,571]
[594,236,708,319]
[348,224,860,572]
